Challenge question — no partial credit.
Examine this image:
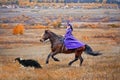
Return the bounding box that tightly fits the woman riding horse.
[40,22,101,66]
[64,21,85,50]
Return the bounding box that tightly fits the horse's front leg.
[46,53,51,64]
[68,53,79,66]
[51,53,60,62]
[46,51,60,64]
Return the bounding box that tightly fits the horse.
[40,30,101,66]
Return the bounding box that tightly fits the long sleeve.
[64,28,72,37]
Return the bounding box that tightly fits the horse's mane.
[47,30,58,36]
[46,30,64,42]
[46,30,62,38]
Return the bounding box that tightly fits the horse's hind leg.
[79,56,83,66]
[68,53,79,66]
[79,48,84,66]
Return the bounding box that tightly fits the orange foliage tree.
[13,24,25,35]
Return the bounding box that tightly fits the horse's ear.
[45,30,48,33]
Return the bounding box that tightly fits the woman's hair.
[68,24,73,31]
[67,20,73,31]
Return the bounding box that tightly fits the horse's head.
[40,30,50,42]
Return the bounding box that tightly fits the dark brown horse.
[40,30,101,66]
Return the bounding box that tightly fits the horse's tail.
[84,44,101,56]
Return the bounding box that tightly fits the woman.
[64,22,85,49]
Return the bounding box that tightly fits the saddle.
[58,35,74,51]
[58,35,64,44]
[58,36,67,52]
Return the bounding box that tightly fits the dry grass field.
[0,28,120,80]
[0,7,120,80]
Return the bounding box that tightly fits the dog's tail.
[36,64,42,68]
[34,62,42,69]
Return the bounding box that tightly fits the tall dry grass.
[51,18,62,28]
[0,24,9,29]
[0,55,119,80]
[33,24,49,29]
[81,23,98,28]
[108,24,120,28]
[73,23,80,28]
[0,28,120,80]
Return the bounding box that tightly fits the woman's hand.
[67,25,70,29]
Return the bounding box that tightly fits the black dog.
[15,57,42,69]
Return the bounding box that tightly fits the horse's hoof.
[46,61,49,64]
[54,59,60,61]
[68,63,72,66]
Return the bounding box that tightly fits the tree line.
[0,0,120,5]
